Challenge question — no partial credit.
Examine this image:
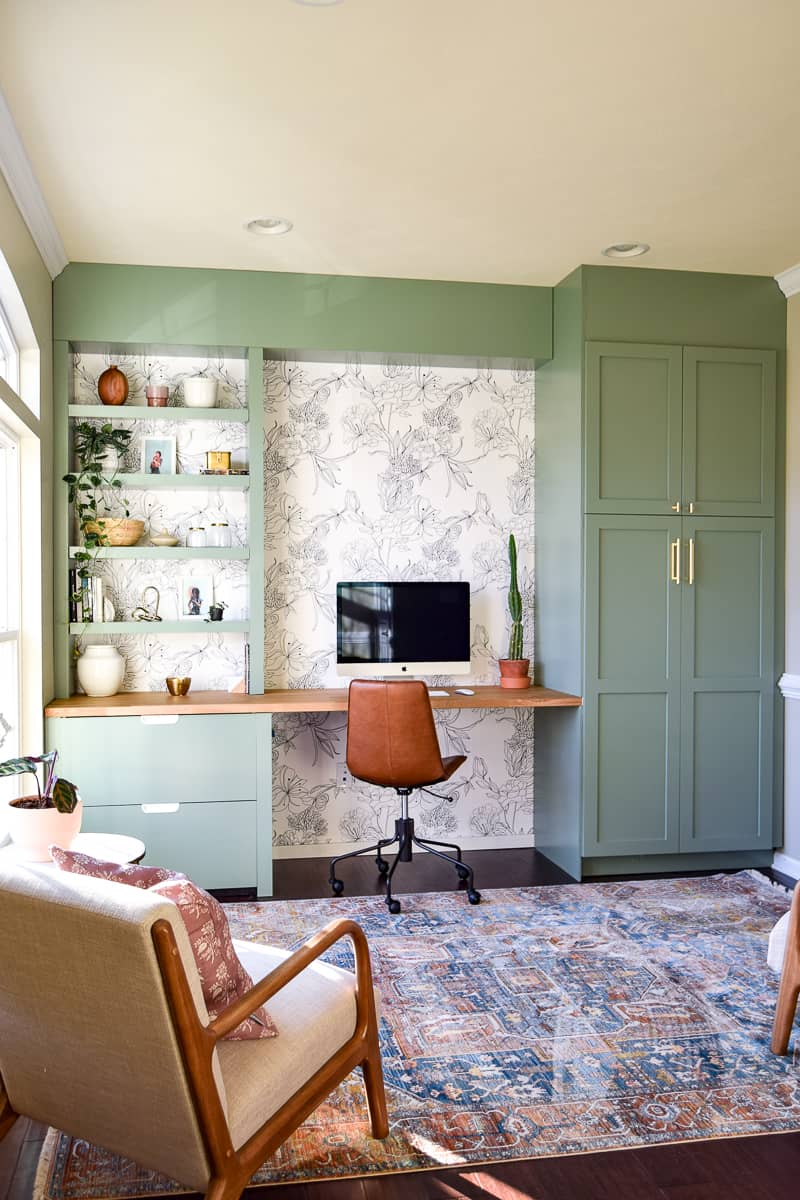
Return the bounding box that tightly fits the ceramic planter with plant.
[0,751,82,861]
[498,533,530,689]
[63,421,143,592]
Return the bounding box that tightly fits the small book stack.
[69,571,108,623]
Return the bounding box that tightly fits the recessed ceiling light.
[245,218,293,236]
[602,242,651,258]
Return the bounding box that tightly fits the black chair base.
[329,815,481,913]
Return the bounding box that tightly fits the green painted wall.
[54,263,553,364]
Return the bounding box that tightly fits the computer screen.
[336,581,471,677]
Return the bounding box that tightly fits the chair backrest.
[0,862,224,1191]
[346,679,446,787]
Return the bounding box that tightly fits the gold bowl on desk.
[165,676,191,696]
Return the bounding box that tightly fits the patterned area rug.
[34,871,799,1198]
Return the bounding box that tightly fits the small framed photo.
[180,575,212,620]
[142,435,176,476]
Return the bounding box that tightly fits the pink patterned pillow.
[50,847,277,1041]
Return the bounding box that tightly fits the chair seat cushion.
[218,940,367,1149]
[768,911,790,973]
[50,847,277,1040]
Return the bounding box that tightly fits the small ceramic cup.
[165,676,191,696]
[146,385,169,407]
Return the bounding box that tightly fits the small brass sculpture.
[132,585,162,622]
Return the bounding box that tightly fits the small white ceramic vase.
[7,797,83,862]
[76,644,125,696]
[97,446,120,473]
[183,377,218,408]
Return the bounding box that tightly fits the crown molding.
[0,88,67,279]
[778,673,800,700]
[775,263,800,298]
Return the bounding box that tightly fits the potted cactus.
[0,751,82,862]
[499,534,530,689]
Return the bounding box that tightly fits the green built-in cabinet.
[535,269,784,880]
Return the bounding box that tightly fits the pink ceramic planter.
[6,797,83,861]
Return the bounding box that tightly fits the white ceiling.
[1,0,799,285]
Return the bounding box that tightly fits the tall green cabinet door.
[678,517,774,851]
[682,347,776,516]
[585,342,683,514]
[583,516,683,855]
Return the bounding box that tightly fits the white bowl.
[183,377,218,408]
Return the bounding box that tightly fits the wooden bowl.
[84,518,145,546]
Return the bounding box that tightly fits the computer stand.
[328,788,481,914]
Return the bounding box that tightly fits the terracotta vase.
[98,365,129,406]
[6,797,83,862]
[499,658,531,689]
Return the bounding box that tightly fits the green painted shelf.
[107,473,250,489]
[68,405,248,422]
[68,546,249,560]
[68,621,250,634]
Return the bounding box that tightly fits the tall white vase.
[76,645,125,696]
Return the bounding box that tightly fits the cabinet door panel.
[585,342,682,514]
[583,517,682,855]
[679,517,774,851]
[683,347,776,516]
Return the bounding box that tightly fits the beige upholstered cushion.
[0,863,225,1191]
[768,911,790,972]
[218,940,362,1149]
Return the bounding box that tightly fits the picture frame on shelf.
[142,435,176,476]
[180,575,212,620]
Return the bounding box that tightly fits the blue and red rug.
[35,871,799,1196]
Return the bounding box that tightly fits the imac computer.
[336,581,470,677]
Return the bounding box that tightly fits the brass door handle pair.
[669,538,695,584]
[671,501,695,513]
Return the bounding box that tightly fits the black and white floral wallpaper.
[263,360,536,854]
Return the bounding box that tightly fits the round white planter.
[183,377,218,408]
[76,644,125,696]
[6,797,83,862]
[97,446,120,473]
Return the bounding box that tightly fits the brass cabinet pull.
[670,538,681,584]
[671,501,681,512]
[688,501,695,514]
[688,537,695,585]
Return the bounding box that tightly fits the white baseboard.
[772,851,800,883]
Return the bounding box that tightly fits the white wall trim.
[779,672,800,700]
[772,851,800,883]
[775,263,800,298]
[0,88,67,280]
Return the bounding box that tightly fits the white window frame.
[0,421,21,771]
[0,301,19,395]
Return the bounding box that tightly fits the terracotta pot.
[499,658,531,689]
[98,365,129,406]
[6,796,83,862]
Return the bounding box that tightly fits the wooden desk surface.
[45,685,582,718]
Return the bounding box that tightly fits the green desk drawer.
[81,800,257,890]
[48,714,260,807]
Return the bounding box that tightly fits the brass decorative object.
[165,676,191,696]
[132,585,162,622]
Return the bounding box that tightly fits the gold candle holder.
[206,450,231,471]
[165,676,191,696]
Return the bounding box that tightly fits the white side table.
[0,831,146,867]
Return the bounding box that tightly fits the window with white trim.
[0,423,20,762]
[0,302,19,393]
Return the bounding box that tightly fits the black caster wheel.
[387,898,402,914]
[330,879,344,896]
[467,889,481,905]
[456,865,469,880]
[376,857,389,874]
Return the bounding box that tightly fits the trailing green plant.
[63,421,133,587]
[506,533,524,661]
[0,751,79,812]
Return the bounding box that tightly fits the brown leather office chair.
[329,680,481,913]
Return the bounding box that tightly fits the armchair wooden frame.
[771,882,800,1055]
[0,917,388,1200]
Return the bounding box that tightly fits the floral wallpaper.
[70,353,249,692]
[263,360,535,855]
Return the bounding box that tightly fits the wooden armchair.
[0,863,388,1200]
[769,880,800,1054]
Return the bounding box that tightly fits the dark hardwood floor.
[3,849,798,1200]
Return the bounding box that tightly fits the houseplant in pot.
[499,533,530,689]
[0,751,81,861]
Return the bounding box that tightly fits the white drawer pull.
[140,715,180,726]
[141,803,180,814]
